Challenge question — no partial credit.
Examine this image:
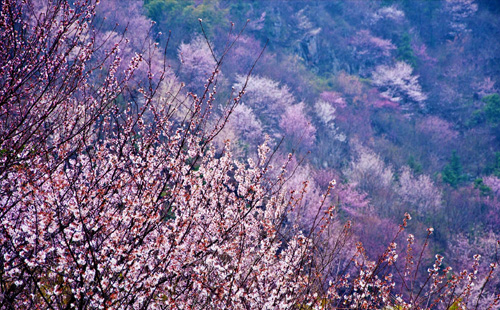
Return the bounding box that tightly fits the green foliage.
[144,0,227,39]
[229,1,264,21]
[493,152,500,177]
[442,151,465,188]
[449,298,462,310]
[468,94,500,128]
[484,152,500,177]
[396,32,417,67]
[474,178,492,196]
[468,109,485,127]
[483,93,500,125]
[144,0,190,25]
[407,155,423,175]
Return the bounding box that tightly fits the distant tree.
[444,0,478,37]
[345,146,394,201]
[470,94,500,139]
[178,35,217,91]
[412,42,438,65]
[279,102,316,151]
[371,61,427,110]
[314,99,337,126]
[320,91,347,109]
[233,75,295,125]
[350,30,395,72]
[442,151,465,187]
[474,178,493,196]
[398,166,442,215]
[396,32,417,68]
[482,176,500,228]
[144,0,226,43]
[222,35,264,74]
[370,4,406,43]
[96,0,151,46]
[473,77,498,97]
[335,183,371,218]
[483,176,500,197]
[407,155,423,175]
[417,116,459,144]
[483,93,500,125]
[372,5,405,23]
[314,96,347,143]
[335,72,364,97]
[213,103,264,157]
[487,152,500,177]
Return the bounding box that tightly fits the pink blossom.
[279,102,316,149]
[350,30,396,58]
[417,116,459,144]
[320,91,347,109]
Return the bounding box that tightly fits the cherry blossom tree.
[212,103,264,157]
[417,116,459,144]
[335,72,364,97]
[444,0,478,37]
[0,0,128,175]
[350,30,395,74]
[371,5,406,24]
[233,74,295,125]
[319,91,347,109]
[345,146,394,198]
[1,1,330,308]
[314,98,346,143]
[178,34,217,92]
[398,166,442,215]
[335,183,371,218]
[279,102,316,151]
[222,35,264,75]
[371,61,427,111]
[344,146,397,217]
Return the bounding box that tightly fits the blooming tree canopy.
[372,61,427,110]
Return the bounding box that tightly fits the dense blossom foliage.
[233,74,295,125]
[371,61,427,109]
[279,102,316,150]
[178,35,217,91]
[398,166,442,214]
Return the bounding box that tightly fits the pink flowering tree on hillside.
[212,103,264,158]
[279,102,316,152]
[350,30,396,75]
[417,116,459,144]
[444,0,478,37]
[397,166,442,216]
[416,116,459,159]
[371,61,427,112]
[344,146,395,216]
[233,74,295,126]
[178,34,218,92]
